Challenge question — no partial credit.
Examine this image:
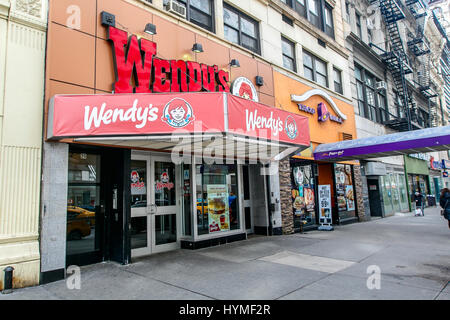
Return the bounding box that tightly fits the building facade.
[344,0,449,217]
[38,0,363,284]
[0,0,47,290]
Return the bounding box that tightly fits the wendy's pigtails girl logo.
[162,98,195,128]
[285,116,298,140]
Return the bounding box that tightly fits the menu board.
[207,185,230,233]
[318,185,332,225]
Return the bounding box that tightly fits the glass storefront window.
[196,164,240,236]
[334,164,356,220]
[381,175,393,215]
[291,164,316,228]
[67,153,101,256]
[397,174,409,211]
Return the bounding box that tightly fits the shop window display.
[291,164,316,228]
[196,164,240,236]
[334,164,356,220]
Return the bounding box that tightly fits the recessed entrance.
[130,153,181,258]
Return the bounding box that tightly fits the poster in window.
[131,170,146,195]
[304,188,315,212]
[207,185,230,233]
[346,185,355,211]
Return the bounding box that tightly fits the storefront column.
[353,165,367,221]
[40,142,69,283]
[279,158,294,234]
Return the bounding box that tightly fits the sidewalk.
[1,207,449,300]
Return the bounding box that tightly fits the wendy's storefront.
[39,1,310,283]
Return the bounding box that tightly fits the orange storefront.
[273,71,362,231]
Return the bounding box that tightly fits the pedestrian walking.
[413,190,424,216]
[439,188,450,229]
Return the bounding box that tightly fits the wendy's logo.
[285,116,298,140]
[161,172,169,183]
[131,171,139,183]
[231,77,259,102]
[162,98,194,128]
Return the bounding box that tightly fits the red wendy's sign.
[48,92,225,137]
[107,26,230,94]
[47,92,310,147]
[227,95,310,147]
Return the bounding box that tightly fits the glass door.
[130,155,151,257]
[67,152,103,266]
[151,157,179,253]
[131,154,180,258]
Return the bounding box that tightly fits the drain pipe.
[2,266,14,294]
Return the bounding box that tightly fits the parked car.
[67,206,95,226]
[67,209,92,240]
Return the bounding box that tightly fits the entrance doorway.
[66,147,130,267]
[368,178,383,217]
[130,153,181,258]
[242,164,269,235]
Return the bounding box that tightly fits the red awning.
[48,92,310,161]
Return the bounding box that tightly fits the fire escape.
[370,0,429,131]
[407,0,439,127]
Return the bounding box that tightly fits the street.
[1,207,449,300]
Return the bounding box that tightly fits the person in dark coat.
[439,188,450,229]
[413,190,424,216]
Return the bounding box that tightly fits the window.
[282,37,296,72]
[280,0,334,38]
[177,0,214,32]
[333,67,343,94]
[292,0,306,17]
[355,12,362,38]
[224,4,260,54]
[324,4,334,38]
[303,50,328,87]
[196,164,240,236]
[308,0,320,28]
[355,64,388,124]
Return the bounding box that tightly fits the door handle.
[147,204,157,215]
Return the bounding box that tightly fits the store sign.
[291,89,347,124]
[430,156,443,170]
[227,94,310,145]
[442,159,450,169]
[48,92,225,138]
[231,77,259,102]
[409,153,431,161]
[106,26,230,94]
[443,171,449,178]
[48,92,310,146]
[365,162,387,176]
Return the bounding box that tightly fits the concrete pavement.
[1,207,449,300]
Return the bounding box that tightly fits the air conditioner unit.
[376,81,387,91]
[165,0,186,18]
